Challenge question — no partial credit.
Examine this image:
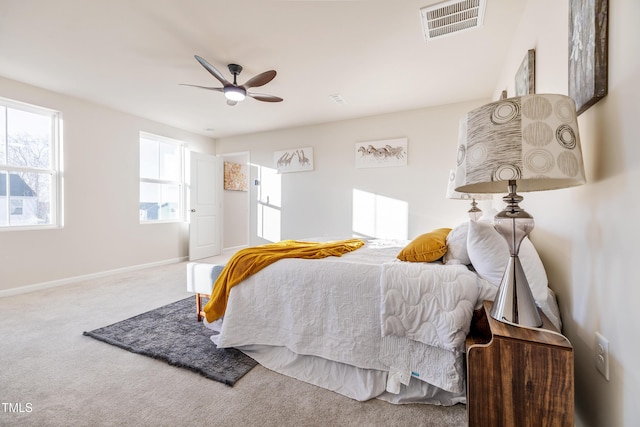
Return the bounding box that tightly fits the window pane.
[159,141,180,181]
[140,137,159,179]
[0,171,6,226]
[1,171,51,226]
[139,182,180,221]
[159,184,180,220]
[0,106,6,164]
[139,182,159,220]
[7,108,51,169]
[258,166,281,207]
[257,203,281,243]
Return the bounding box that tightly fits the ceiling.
[0,0,527,138]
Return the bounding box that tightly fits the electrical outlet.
[595,332,610,381]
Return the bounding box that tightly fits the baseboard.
[223,244,248,253]
[0,257,189,298]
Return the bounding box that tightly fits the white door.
[189,151,222,261]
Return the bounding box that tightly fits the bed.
[191,220,561,405]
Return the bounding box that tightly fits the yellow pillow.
[397,228,452,262]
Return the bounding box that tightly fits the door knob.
[190,209,196,213]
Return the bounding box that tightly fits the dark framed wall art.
[569,0,608,115]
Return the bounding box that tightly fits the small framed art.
[274,147,314,173]
[355,138,407,169]
[224,162,248,191]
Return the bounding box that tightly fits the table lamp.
[446,169,492,222]
[454,94,586,327]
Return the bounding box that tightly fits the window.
[0,97,61,229]
[139,132,184,222]
[255,164,281,242]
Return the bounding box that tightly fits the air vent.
[420,0,486,41]
[329,94,347,105]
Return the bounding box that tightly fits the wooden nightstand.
[466,300,574,427]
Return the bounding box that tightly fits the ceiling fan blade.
[194,55,232,86]
[242,70,277,89]
[179,84,224,92]
[248,93,283,103]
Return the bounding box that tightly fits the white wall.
[216,100,487,247]
[0,76,216,293]
[494,1,640,426]
[221,152,250,249]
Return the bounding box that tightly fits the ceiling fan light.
[224,86,246,102]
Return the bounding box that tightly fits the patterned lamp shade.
[446,169,492,222]
[454,94,586,194]
[453,94,586,327]
[446,170,492,200]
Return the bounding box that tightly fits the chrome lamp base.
[490,180,542,328]
[490,254,542,327]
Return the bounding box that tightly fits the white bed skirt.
[234,344,467,405]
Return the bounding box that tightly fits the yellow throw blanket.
[203,238,365,323]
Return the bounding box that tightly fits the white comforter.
[208,240,482,395]
[380,261,479,352]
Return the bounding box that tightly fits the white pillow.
[478,208,499,224]
[443,222,470,265]
[467,220,548,304]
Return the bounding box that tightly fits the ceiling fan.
[181,55,283,106]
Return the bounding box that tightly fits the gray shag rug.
[83,296,257,386]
